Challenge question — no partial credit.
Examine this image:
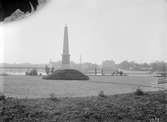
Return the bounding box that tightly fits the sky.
[0,0,167,64]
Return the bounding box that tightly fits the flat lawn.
[1,75,163,98]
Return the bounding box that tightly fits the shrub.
[98,90,106,98]
[45,65,50,75]
[0,94,5,101]
[134,88,145,96]
[49,93,59,102]
[0,73,9,76]
[25,68,38,76]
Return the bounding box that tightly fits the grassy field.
[1,75,164,98]
[1,90,167,122]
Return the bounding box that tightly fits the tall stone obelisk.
[61,25,70,69]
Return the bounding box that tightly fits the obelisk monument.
[42,25,89,80]
[61,25,70,69]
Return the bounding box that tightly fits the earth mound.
[42,69,89,80]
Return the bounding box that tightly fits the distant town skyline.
[0,0,167,64]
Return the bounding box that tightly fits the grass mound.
[42,69,89,80]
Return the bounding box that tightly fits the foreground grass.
[1,90,167,122]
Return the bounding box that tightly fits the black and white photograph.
[0,0,167,121]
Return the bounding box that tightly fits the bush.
[25,68,38,76]
[49,93,59,102]
[98,90,106,98]
[0,73,9,76]
[134,88,145,96]
[0,94,5,101]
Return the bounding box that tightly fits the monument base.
[60,64,70,69]
[43,69,89,80]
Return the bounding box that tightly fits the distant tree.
[101,68,104,76]
[31,68,38,75]
[102,60,117,74]
[45,65,50,75]
[150,62,167,72]
[119,71,123,76]
[95,66,97,75]
[118,61,152,71]
[51,67,55,73]
[25,68,38,76]
[102,60,115,67]
[118,61,131,70]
